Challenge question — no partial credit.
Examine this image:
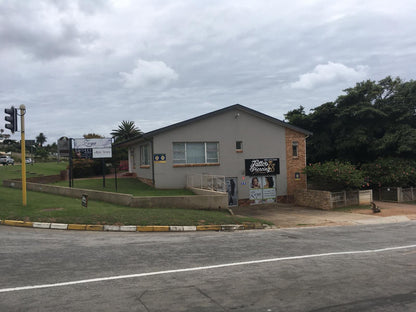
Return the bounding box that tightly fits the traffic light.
[4,106,18,133]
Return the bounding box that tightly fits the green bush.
[71,159,110,178]
[304,161,365,191]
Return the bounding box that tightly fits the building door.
[226,177,238,206]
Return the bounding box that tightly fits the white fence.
[330,190,373,208]
[187,174,226,192]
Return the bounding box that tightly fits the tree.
[36,133,47,147]
[285,76,416,164]
[111,120,142,142]
[83,133,104,139]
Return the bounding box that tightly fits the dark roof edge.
[118,104,312,146]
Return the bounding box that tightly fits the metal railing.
[373,187,415,202]
[330,190,372,208]
[187,174,226,192]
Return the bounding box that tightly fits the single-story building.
[119,104,311,206]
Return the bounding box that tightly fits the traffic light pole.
[20,105,27,206]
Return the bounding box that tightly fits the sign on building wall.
[245,158,279,176]
[154,154,167,163]
[249,176,276,204]
[226,177,238,207]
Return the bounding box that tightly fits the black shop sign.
[245,158,280,176]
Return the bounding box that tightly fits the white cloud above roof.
[120,59,178,88]
[291,62,369,90]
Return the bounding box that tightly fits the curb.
[0,219,266,232]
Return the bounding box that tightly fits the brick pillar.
[285,128,308,196]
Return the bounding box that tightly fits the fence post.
[343,191,347,207]
[397,187,402,202]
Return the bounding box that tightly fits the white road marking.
[1,244,416,293]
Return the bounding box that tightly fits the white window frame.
[173,142,219,164]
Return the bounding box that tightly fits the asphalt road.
[1,222,416,311]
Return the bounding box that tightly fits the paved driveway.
[233,202,413,228]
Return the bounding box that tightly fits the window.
[292,141,298,157]
[173,142,219,164]
[130,148,136,169]
[140,144,150,166]
[236,141,243,152]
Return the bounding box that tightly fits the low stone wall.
[294,189,332,210]
[294,189,373,210]
[3,180,227,210]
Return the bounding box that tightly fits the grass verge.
[1,163,270,226]
[0,187,265,225]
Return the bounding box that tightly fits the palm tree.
[36,132,47,147]
[111,120,142,142]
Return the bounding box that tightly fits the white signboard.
[74,138,112,159]
[74,138,112,149]
[93,148,112,158]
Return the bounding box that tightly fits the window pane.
[140,144,150,165]
[173,143,186,163]
[206,142,218,163]
[292,141,298,157]
[186,143,205,163]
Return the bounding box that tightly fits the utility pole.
[20,105,27,206]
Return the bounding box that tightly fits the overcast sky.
[1,0,415,144]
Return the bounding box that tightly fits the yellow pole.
[20,105,27,206]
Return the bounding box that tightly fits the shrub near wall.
[361,158,416,188]
[304,161,364,191]
[72,159,110,178]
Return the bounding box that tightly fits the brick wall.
[285,128,307,196]
[294,189,332,210]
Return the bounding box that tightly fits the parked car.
[26,158,34,164]
[0,155,14,165]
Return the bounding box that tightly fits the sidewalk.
[233,201,415,228]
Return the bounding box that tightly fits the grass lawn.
[0,163,269,226]
[53,178,194,196]
[0,162,67,183]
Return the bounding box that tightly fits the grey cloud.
[0,1,98,60]
[1,0,416,143]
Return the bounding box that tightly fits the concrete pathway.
[233,202,412,228]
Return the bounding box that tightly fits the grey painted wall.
[144,107,288,199]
